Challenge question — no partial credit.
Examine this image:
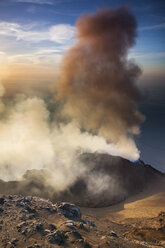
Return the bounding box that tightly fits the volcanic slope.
[0,153,164,207]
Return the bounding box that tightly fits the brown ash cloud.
[57,7,144,158]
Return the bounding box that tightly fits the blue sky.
[0,0,164,70]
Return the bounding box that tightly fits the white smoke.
[0,82,139,188]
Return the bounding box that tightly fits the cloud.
[129,52,165,59]
[49,24,75,44]
[11,0,72,4]
[7,51,63,66]
[0,51,5,55]
[139,22,165,31]
[0,21,75,66]
[0,44,70,66]
[12,0,54,4]
[0,21,75,44]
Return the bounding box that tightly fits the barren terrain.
[0,178,165,248]
[0,154,165,247]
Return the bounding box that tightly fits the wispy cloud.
[0,21,75,44]
[12,0,54,4]
[0,51,5,56]
[129,52,165,59]
[6,45,71,65]
[0,40,70,66]
[0,21,75,66]
[11,0,72,4]
[49,25,75,44]
[139,23,165,31]
[6,52,63,66]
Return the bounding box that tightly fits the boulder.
[0,198,4,205]
[47,229,65,245]
[58,202,81,219]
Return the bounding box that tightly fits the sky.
[0,0,164,171]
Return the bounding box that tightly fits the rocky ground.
[0,194,165,248]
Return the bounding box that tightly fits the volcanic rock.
[0,197,5,205]
[47,229,65,245]
[58,202,82,219]
[0,194,165,247]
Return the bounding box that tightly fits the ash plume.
[57,7,144,159]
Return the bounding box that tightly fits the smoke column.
[57,7,144,159]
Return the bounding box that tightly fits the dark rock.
[72,230,82,239]
[22,227,31,235]
[110,230,118,238]
[25,206,36,214]
[0,208,4,213]
[17,202,26,207]
[59,202,81,219]
[11,238,19,245]
[75,239,92,248]
[84,241,93,248]
[45,206,57,213]
[26,242,41,248]
[50,206,57,212]
[0,198,4,205]
[28,214,35,220]
[78,223,88,231]
[23,197,31,203]
[35,223,43,232]
[49,223,56,231]
[75,238,84,245]
[83,220,96,228]
[19,215,27,221]
[9,245,15,248]
[47,229,65,245]
[34,242,41,248]
[159,212,165,217]
[5,202,11,207]
[17,222,27,232]
[65,221,75,229]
